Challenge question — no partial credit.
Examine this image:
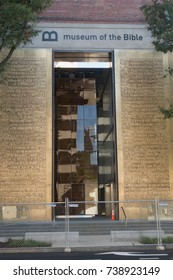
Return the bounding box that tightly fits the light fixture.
[54,61,112,68]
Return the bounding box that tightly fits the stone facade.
[1,0,173,221]
[0,49,52,220]
[118,52,169,199]
[115,50,173,218]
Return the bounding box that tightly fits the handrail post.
[64,197,71,252]
[155,198,165,250]
[121,206,127,228]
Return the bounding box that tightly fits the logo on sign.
[42,31,58,41]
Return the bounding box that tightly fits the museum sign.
[26,23,152,50]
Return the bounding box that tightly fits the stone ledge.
[111,230,165,241]
[25,232,79,243]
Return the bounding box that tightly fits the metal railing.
[121,206,127,228]
[0,199,173,250]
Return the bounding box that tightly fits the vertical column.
[0,49,52,220]
[115,50,170,218]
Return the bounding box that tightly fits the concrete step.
[0,220,172,237]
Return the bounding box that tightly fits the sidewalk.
[1,236,173,254]
[0,219,173,253]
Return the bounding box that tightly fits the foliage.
[0,0,52,71]
[162,236,173,243]
[7,238,51,247]
[141,0,173,119]
[141,0,173,53]
[140,235,173,244]
[160,103,173,118]
[140,236,158,244]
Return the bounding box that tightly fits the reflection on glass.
[55,70,98,209]
[97,70,114,185]
[55,66,115,213]
[84,105,96,119]
[76,119,84,151]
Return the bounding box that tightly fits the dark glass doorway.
[53,52,117,216]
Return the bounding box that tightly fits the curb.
[1,244,173,254]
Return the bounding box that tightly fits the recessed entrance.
[53,52,118,216]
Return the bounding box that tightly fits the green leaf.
[0,0,53,70]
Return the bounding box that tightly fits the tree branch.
[0,45,16,69]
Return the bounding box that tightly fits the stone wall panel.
[115,51,170,201]
[0,49,52,219]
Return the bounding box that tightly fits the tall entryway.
[53,52,118,216]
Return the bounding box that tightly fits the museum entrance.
[53,52,117,216]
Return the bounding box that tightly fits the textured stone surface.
[0,50,52,220]
[116,51,170,201]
